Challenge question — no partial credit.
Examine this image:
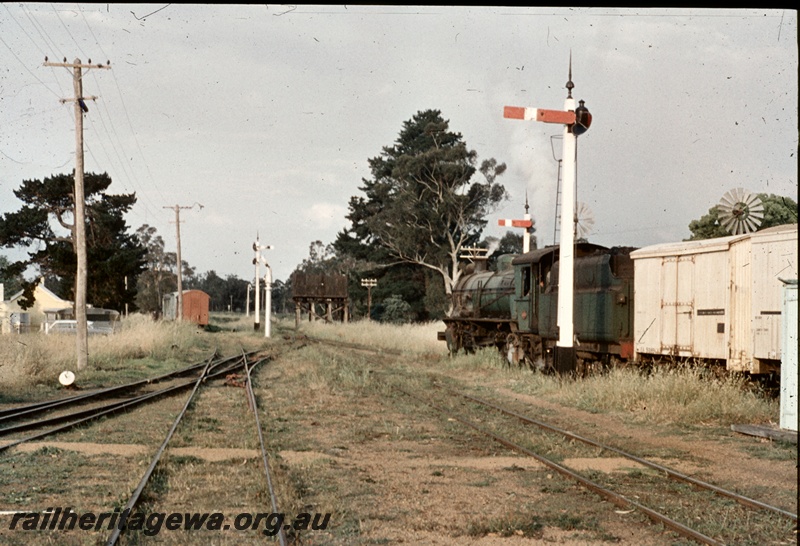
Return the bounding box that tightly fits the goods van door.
[660,256,694,356]
[675,256,694,354]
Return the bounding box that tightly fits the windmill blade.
[574,202,595,239]
[744,215,760,233]
[718,188,763,235]
[719,187,745,208]
[720,215,737,232]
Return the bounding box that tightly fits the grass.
[425,343,781,429]
[508,363,780,427]
[0,314,207,388]
[297,318,447,357]
[444,347,509,370]
[466,509,544,538]
[1,314,785,431]
[0,313,280,394]
[1,319,793,545]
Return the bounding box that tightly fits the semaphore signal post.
[498,195,535,253]
[503,55,592,373]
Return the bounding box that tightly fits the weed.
[298,319,447,357]
[501,362,780,427]
[467,511,543,538]
[740,440,797,461]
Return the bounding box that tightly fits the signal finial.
[566,51,574,99]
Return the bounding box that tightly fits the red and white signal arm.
[503,106,576,125]
[498,218,533,228]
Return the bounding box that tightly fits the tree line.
[0,172,292,317]
[1,109,796,322]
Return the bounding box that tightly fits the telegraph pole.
[164,203,202,320]
[503,55,591,373]
[43,57,110,372]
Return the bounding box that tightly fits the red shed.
[163,290,210,326]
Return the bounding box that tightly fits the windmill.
[718,188,764,235]
[574,202,595,240]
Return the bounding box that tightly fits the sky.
[1,5,797,284]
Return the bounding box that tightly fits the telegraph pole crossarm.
[502,55,592,373]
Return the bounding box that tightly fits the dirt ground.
[1,342,797,545]
[257,345,797,545]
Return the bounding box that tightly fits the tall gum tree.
[134,224,178,314]
[335,110,508,314]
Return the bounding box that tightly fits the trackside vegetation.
[0,316,781,427]
[299,320,780,428]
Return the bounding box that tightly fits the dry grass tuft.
[0,313,206,387]
[513,363,779,426]
[298,319,447,356]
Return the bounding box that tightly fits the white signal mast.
[503,55,592,372]
[252,235,273,333]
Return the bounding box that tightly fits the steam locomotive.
[439,243,635,374]
[439,224,798,375]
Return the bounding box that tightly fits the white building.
[0,280,72,334]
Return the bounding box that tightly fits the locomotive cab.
[514,264,534,331]
[508,243,634,370]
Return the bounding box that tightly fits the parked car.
[45,320,114,336]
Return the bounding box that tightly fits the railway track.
[441,385,797,522]
[243,352,288,546]
[0,353,220,424]
[395,381,796,546]
[104,350,288,545]
[0,352,252,452]
[4,335,790,544]
[0,349,289,544]
[303,336,795,545]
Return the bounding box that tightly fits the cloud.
[303,202,348,231]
